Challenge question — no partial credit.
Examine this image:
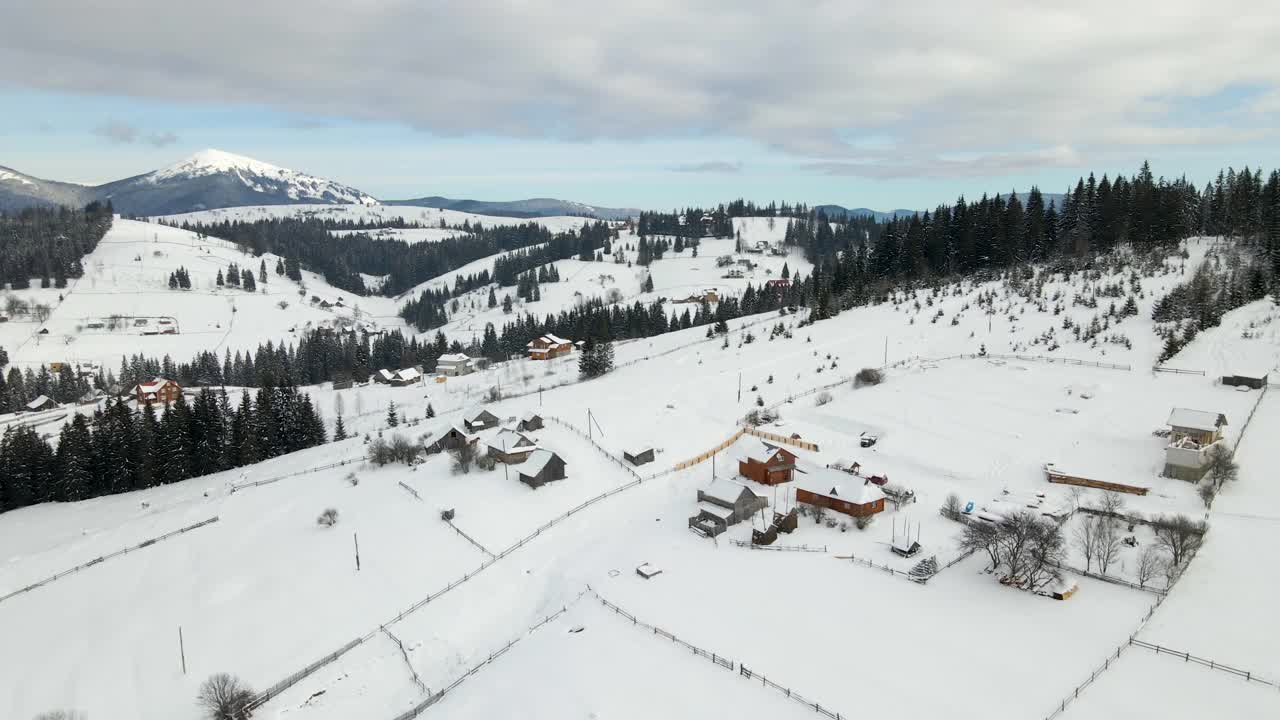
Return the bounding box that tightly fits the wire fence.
[589,587,735,671]
[230,456,365,492]
[729,540,827,553]
[0,516,220,605]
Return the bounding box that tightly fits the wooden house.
[766,278,790,289]
[688,478,768,537]
[794,469,886,518]
[527,334,574,361]
[623,446,655,466]
[518,412,544,432]
[737,443,796,485]
[518,449,567,489]
[487,429,538,464]
[25,395,58,412]
[424,424,476,454]
[389,366,423,387]
[463,406,501,433]
[1166,408,1227,445]
[133,378,182,405]
[373,368,396,384]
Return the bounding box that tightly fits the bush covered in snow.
[316,508,339,527]
[854,368,883,387]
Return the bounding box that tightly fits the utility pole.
[737,372,742,403]
[178,625,187,675]
[883,337,888,366]
[353,532,361,572]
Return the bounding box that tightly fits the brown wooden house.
[487,429,537,464]
[527,334,574,360]
[133,378,182,405]
[794,470,886,518]
[424,424,476,454]
[737,443,796,485]
[463,406,501,433]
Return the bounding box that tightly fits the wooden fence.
[670,428,746,471]
[0,516,220,606]
[590,588,735,670]
[544,416,643,480]
[230,456,365,492]
[836,551,925,583]
[1153,366,1206,376]
[1234,385,1270,448]
[729,540,827,553]
[737,665,848,719]
[1048,561,1166,595]
[741,426,819,451]
[1128,638,1279,688]
[381,626,428,694]
[387,601,578,720]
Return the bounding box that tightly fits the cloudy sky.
[2,0,1278,210]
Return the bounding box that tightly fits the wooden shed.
[424,425,476,454]
[463,406,501,433]
[1221,370,1269,389]
[487,429,537,464]
[1166,408,1227,446]
[518,412,544,432]
[688,478,768,537]
[518,449,567,489]
[623,446,655,466]
[737,443,796,485]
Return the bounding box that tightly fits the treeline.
[0,363,93,413]
[0,386,326,513]
[0,202,114,288]
[1153,250,1269,361]
[171,217,559,297]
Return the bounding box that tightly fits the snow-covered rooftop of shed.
[695,502,736,521]
[1167,408,1226,432]
[701,477,760,505]
[520,449,560,478]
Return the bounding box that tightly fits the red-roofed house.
[133,378,182,405]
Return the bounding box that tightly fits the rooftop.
[1167,408,1227,432]
[520,448,561,478]
[794,467,885,506]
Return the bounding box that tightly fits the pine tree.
[387,400,399,427]
[216,269,224,286]
[425,403,436,419]
[259,260,268,284]
[334,414,347,441]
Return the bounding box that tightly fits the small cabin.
[1166,408,1227,446]
[688,478,768,537]
[518,412,544,432]
[487,429,538,464]
[527,334,574,361]
[623,446,655,466]
[25,395,58,412]
[424,425,476,454]
[463,406,501,433]
[518,449,567,489]
[133,378,182,406]
[1221,370,1269,390]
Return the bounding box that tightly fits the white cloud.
[7,1,1280,177]
[669,161,743,174]
[92,120,179,147]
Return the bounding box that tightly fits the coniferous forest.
[0,202,114,288]
[0,386,326,514]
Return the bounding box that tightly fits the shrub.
[855,515,871,530]
[941,492,962,520]
[197,673,254,720]
[815,390,833,406]
[367,437,395,466]
[317,508,339,527]
[476,453,497,471]
[451,443,476,475]
[854,368,883,387]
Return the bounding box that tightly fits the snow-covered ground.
[2,227,1277,719]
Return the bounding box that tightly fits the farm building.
[1221,369,1269,389]
[389,367,424,387]
[424,425,476,454]
[133,378,182,405]
[1044,462,1149,495]
[25,395,57,412]
[737,442,796,485]
[527,334,574,360]
[794,469,886,518]
[487,429,538,464]
[373,369,396,384]
[463,406,501,433]
[1166,408,1227,445]
[1164,436,1224,482]
[688,478,769,537]
[436,353,476,377]
[623,446,655,466]
[518,412,544,432]
[517,449,567,489]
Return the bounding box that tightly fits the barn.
[518,412,544,432]
[737,443,796,485]
[1221,368,1269,389]
[623,446,655,466]
[487,429,538,464]
[373,368,395,384]
[518,449,567,489]
[463,406,501,433]
[25,395,58,412]
[794,469,886,518]
[688,478,768,537]
[424,425,476,454]
[389,366,423,387]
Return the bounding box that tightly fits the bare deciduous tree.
[197,673,254,720]
[1152,514,1205,568]
[1073,516,1099,572]
[1094,518,1122,575]
[941,492,962,520]
[1137,546,1165,589]
[959,519,1001,571]
[1197,481,1217,509]
[1206,444,1238,489]
[1097,490,1125,518]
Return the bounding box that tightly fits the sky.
[2,0,1279,211]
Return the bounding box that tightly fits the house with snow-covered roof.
[688,478,768,537]
[423,424,476,454]
[737,442,796,485]
[527,334,574,360]
[1166,408,1227,446]
[487,429,538,464]
[518,449,567,489]
[463,406,501,433]
[518,411,544,432]
[794,468,886,519]
[25,395,58,412]
[389,366,423,386]
[133,378,182,405]
[435,353,476,377]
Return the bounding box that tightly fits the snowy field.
[328,227,470,244]
[3,224,1279,718]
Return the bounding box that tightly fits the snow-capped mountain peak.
[144,148,378,206]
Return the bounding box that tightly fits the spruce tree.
[387,400,399,427]
[334,414,347,441]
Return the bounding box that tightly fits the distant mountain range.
[385,196,639,221]
[0,150,640,220]
[816,191,1066,223]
